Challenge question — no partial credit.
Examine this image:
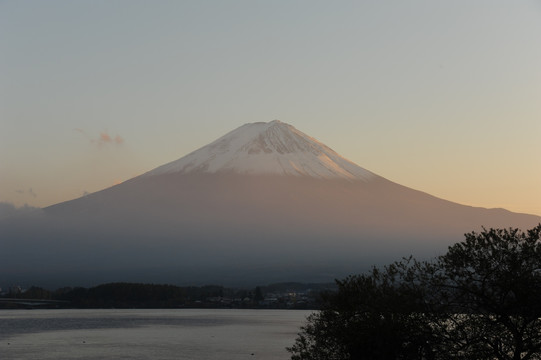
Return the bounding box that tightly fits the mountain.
[1,121,539,288]
[145,120,375,180]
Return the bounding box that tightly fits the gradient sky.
[1,0,540,216]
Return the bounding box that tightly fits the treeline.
[288,225,541,360]
[0,282,334,309]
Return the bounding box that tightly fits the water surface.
[0,309,311,360]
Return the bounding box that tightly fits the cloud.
[94,131,124,146]
[0,202,41,220]
[15,188,37,198]
[114,135,124,144]
[99,132,112,143]
[74,129,125,146]
[97,132,124,145]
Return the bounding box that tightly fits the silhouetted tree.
[288,259,434,360]
[19,286,51,300]
[430,225,541,360]
[288,225,541,360]
[254,286,264,303]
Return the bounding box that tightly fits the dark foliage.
[432,225,541,360]
[1,282,326,309]
[288,260,435,360]
[289,225,541,360]
[59,283,220,308]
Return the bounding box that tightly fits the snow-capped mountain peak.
[145,120,375,181]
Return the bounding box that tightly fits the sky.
[1,0,540,216]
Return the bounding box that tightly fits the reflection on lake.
[0,309,312,360]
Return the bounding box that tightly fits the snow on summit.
[146,120,376,181]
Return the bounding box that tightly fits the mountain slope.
[1,121,539,288]
[145,120,375,181]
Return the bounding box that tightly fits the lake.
[0,309,312,360]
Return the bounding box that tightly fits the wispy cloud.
[74,129,124,147]
[114,135,124,145]
[15,188,37,198]
[96,132,124,145]
[0,202,41,219]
